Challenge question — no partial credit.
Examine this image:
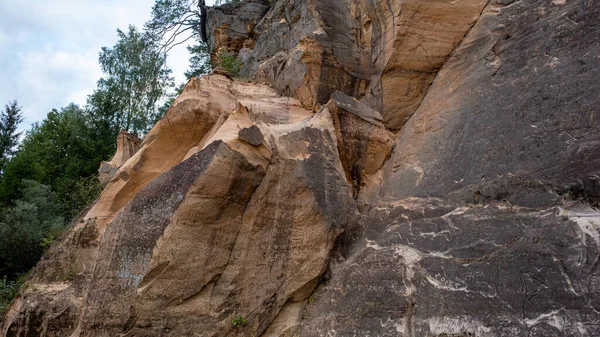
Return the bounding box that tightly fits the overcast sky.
[0,0,215,131]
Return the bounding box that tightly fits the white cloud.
[0,0,220,131]
[15,49,102,120]
[0,0,167,130]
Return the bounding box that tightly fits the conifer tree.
[0,100,23,172]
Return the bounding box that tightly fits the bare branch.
[153,12,198,42]
[164,34,196,55]
[159,26,196,54]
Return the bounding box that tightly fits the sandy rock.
[300,0,600,336]
[209,0,488,130]
[98,130,141,187]
[207,0,271,57]
[2,74,355,337]
[383,0,600,200]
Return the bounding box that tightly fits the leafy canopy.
[89,26,174,135]
[0,104,103,220]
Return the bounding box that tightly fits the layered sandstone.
[4,0,600,336]
[3,74,355,337]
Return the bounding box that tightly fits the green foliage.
[145,0,201,40]
[0,180,65,279]
[58,175,102,221]
[0,105,99,283]
[185,42,211,79]
[0,277,21,315]
[88,1,215,137]
[231,315,247,327]
[64,269,74,281]
[0,271,30,314]
[0,105,105,219]
[89,26,173,135]
[217,50,241,77]
[40,232,57,249]
[0,100,24,172]
[145,0,211,79]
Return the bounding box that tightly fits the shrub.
[217,50,241,77]
[231,315,247,327]
[0,277,21,315]
[0,180,65,279]
[64,269,74,281]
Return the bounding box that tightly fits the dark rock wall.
[299,0,600,336]
[385,0,600,200]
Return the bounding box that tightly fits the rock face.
[209,0,488,130]
[207,0,271,62]
[4,0,600,336]
[2,75,354,337]
[98,130,141,187]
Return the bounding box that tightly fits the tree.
[145,0,212,81]
[0,100,24,172]
[0,104,103,220]
[0,180,64,280]
[88,26,174,135]
[145,0,204,53]
[185,42,211,79]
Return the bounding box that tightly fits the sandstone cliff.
[98,130,142,187]
[3,0,600,336]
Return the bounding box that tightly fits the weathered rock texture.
[207,0,270,57]
[210,0,489,130]
[2,74,354,337]
[4,0,600,336]
[98,130,141,187]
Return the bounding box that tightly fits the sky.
[0,0,216,131]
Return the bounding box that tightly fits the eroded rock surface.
[2,74,354,337]
[208,0,488,129]
[298,0,600,336]
[98,130,141,187]
[384,0,600,201]
[301,197,600,336]
[325,91,392,201]
[207,0,270,60]
[4,0,600,336]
